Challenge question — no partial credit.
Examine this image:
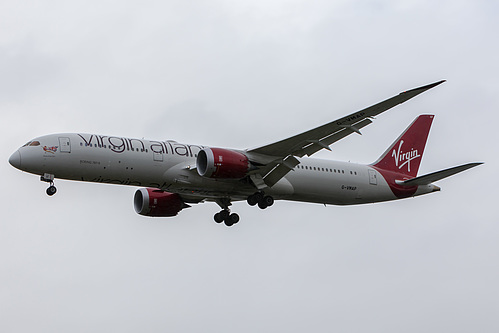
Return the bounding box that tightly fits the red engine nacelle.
[134,188,187,217]
[196,148,250,179]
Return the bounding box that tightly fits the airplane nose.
[9,150,21,169]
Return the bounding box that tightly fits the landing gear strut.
[41,173,57,196]
[214,198,240,227]
[247,191,274,209]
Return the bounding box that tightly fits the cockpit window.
[22,141,40,147]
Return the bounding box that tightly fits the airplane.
[9,80,482,226]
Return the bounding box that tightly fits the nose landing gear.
[41,173,57,196]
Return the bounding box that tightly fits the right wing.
[245,80,446,188]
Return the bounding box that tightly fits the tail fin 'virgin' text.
[372,115,434,178]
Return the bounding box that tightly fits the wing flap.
[263,155,300,187]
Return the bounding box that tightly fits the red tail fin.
[372,115,434,177]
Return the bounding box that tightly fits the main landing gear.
[247,191,274,209]
[213,192,274,227]
[214,209,240,227]
[214,198,240,227]
[41,173,57,196]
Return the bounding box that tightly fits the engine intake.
[197,148,250,179]
[134,188,188,217]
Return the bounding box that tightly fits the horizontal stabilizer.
[395,162,483,186]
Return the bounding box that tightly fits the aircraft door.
[153,151,163,162]
[368,169,377,185]
[59,137,71,153]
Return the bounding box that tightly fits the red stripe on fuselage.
[371,166,418,199]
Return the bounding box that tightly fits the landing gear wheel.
[258,201,268,209]
[46,185,57,196]
[247,194,258,206]
[229,213,239,224]
[214,212,224,223]
[224,213,239,226]
[263,195,274,207]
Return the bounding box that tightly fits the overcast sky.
[1,1,498,332]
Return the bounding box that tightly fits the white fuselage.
[12,133,436,206]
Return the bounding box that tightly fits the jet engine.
[134,188,188,217]
[196,148,250,179]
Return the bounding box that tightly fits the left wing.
[245,80,446,187]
